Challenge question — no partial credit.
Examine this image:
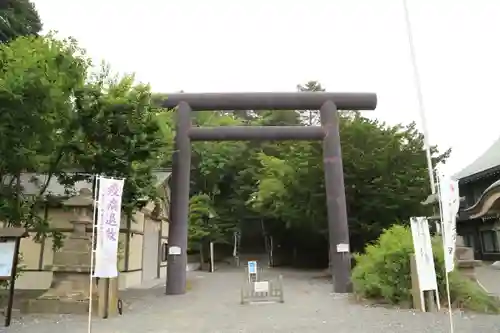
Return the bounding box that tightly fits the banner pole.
[444,266,454,332]
[436,172,455,333]
[88,175,100,333]
[402,0,436,196]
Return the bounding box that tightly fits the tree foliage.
[61,67,164,216]
[155,108,248,250]
[296,80,325,125]
[0,35,162,248]
[187,194,216,249]
[250,112,449,252]
[0,35,89,244]
[0,0,42,43]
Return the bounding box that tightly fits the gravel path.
[3,268,500,333]
[476,264,500,296]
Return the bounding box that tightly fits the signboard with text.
[410,217,438,291]
[0,228,27,327]
[247,260,258,282]
[253,281,269,293]
[248,261,257,274]
[0,241,16,279]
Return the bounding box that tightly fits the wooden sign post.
[410,217,439,312]
[0,228,28,327]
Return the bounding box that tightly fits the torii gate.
[161,92,377,294]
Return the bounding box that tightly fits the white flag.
[437,170,459,273]
[94,177,125,278]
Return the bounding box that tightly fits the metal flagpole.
[402,1,453,332]
[436,171,455,333]
[402,0,436,194]
[88,175,100,333]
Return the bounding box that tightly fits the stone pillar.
[23,188,99,314]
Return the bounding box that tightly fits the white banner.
[437,170,460,272]
[94,177,124,278]
[410,216,438,291]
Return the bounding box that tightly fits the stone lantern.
[64,188,94,239]
[23,188,99,314]
[52,188,95,270]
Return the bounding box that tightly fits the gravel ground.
[2,268,500,333]
[476,264,500,296]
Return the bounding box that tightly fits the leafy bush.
[352,225,500,313]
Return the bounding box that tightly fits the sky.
[33,0,500,176]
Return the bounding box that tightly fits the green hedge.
[352,225,500,313]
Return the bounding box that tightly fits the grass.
[449,274,500,314]
[186,279,194,291]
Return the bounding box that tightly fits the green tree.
[296,80,325,126]
[187,194,216,249]
[60,68,164,217]
[249,112,450,255]
[0,0,42,43]
[189,112,248,245]
[0,35,90,244]
[153,104,254,250]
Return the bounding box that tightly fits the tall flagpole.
[402,1,454,332]
[402,0,436,194]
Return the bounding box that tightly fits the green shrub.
[352,225,500,313]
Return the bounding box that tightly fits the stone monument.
[23,188,99,314]
[454,235,481,280]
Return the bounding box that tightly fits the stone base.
[0,307,20,319]
[20,271,100,314]
[455,247,474,261]
[457,259,482,280]
[21,297,98,315]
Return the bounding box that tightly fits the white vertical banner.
[94,177,125,278]
[410,217,438,291]
[437,170,460,272]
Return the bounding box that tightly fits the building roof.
[463,179,500,218]
[453,136,500,182]
[2,169,172,198]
